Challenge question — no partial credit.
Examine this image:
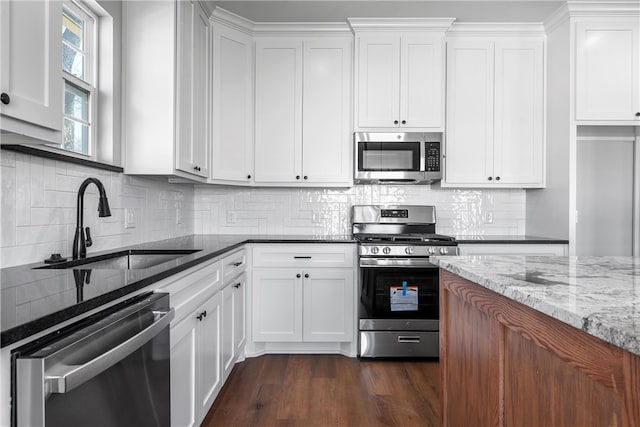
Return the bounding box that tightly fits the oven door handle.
[359,258,437,268]
[45,307,174,394]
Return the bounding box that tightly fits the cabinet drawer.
[158,260,222,322]
[222,249,247,282]
[252,244,355,268]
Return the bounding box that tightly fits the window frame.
[57,0,99,159]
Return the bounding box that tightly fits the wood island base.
[439,269,640,427]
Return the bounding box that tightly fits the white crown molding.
[210,7,255,34]
[446,22,546,38]
[566,1,640,16]
[347,17,456,33]
[544,3,571,34]
[253,22,353,36]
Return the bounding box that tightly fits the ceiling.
[209,1,565,23]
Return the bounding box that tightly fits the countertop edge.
[434,257,640,357]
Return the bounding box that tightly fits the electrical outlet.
[312,211,320,223]
[227,211,238,224]
[176,207,182,225]
[484,211,494,224]
[125,208,137,229]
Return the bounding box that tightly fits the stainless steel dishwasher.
[12,292,174,427]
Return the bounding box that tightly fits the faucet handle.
[85,227,93,247]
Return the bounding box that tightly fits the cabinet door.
[211,24,253,183]
[399,35,444,129]
[252,269,303,342]
[171,314,198,427]
[493,39,544,185]
[356,35,401,128]
[221,282,236,380]
[176,1,210,178]
[445,40,495,185]
[0,0,62,131]
[302,39,352,184]
[254,39,303,183]
[575,19,640,121]
[302,269,354,342]
[197,292,222,420]
[233,275,246,356]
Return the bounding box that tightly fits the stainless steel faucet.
[73,178,112,259]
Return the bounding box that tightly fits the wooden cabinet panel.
[171,314,198,427]
[440,283,500,427]
[197,292,223,420]
[440,269,640,427]
[504,328,622,427]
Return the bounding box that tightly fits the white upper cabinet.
[123,0,209,181]
[0,0,62,142]
[355,34,445,130]
[210,20,254,184]
[176,0,211,178]
[444,31,545,188]
[254,35,352,186]
[575,17,640,122]
[254,39,303,183]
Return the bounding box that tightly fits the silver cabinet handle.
[46,308,174,394]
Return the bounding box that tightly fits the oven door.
[359,258,438,321]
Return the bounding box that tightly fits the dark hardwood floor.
[202,354,440,427]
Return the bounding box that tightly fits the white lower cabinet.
[222,272,246,381]
[170,291,222,427]
[251,244,355,345]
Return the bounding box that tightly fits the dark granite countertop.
[453,235,569,244]
[1,234,355,347]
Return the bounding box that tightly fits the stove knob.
[383,247,391,255]
[370,247,379,255]
[440,247,448,255]
[405,246,414,255]
[428,247,436,255]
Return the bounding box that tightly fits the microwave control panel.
[425,142,441,172]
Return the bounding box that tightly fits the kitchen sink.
[35,249,201,270]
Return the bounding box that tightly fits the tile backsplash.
[194,184,526,237]
[1,151,194,268]
[1,150,527,268]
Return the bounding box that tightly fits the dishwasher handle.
[46,308,174,394]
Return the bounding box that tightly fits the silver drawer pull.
[398,336,421,343]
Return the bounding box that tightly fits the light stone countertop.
[432,256,640,356]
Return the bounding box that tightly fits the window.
[55,1,97,157]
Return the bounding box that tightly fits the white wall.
[194,185,526,236]
[0,151,194,268]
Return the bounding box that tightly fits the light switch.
[125,208,137,228]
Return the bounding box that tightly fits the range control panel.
[381,209,409,218]
[425,142,440,172]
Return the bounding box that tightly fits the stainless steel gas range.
[353,205,458,358]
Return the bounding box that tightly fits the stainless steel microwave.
[354,132,442,184]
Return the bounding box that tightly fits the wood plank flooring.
[202,355,440,427]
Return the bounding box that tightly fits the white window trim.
[56,0,98,159]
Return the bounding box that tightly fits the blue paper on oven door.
[390,281,419,311]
